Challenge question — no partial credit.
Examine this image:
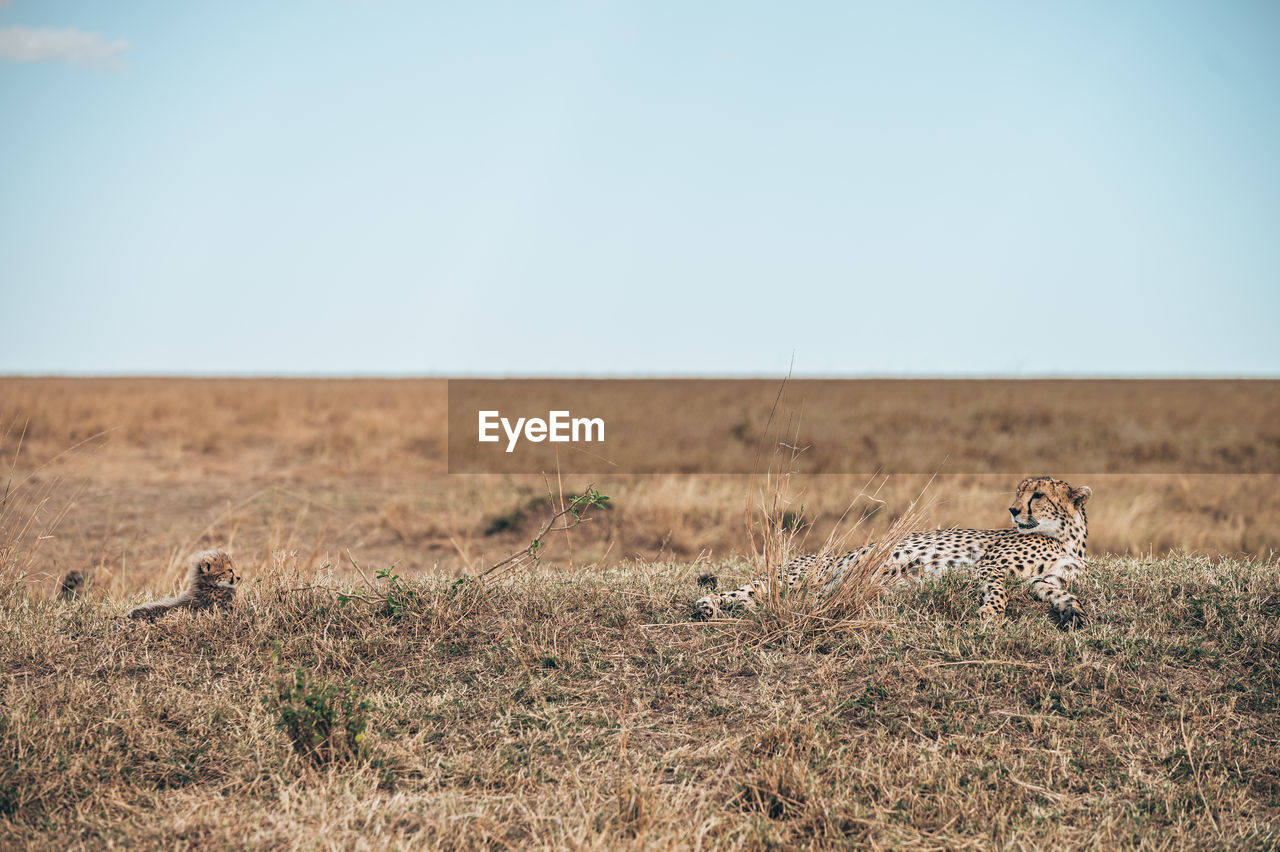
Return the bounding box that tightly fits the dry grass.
[1,377,1277,848]
[2,554,1278,849]
[0,377,1276,603]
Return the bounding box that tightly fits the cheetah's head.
[1008,477,1090,540]
[190,549,240,589]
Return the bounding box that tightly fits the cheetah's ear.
[1069,485,1092,507]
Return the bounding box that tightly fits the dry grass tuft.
[729,411,934,642]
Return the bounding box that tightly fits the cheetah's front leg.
[976,561,1009,622]
[1029,558,1086,630]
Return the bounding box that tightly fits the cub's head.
[191,549,240,589]
[1009,477,1091,539]
[57,569,91,601]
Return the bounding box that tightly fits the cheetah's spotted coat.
[694,477,1090,629]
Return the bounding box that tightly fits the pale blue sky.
[2,1,1278,376]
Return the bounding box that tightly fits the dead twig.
[476,484,609,586]
[926,660,1044,669]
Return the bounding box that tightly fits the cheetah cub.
[127,550,240,621]
[57,569,92,601]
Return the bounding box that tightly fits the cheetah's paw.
[1050,601,1086,631]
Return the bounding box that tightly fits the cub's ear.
[196,559,210,574]
[1069,485,1092,507]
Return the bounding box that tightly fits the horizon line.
[2,371,1278,382]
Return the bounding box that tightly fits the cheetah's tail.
[126,596,186,621]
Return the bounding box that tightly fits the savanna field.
[2,378,1279,849]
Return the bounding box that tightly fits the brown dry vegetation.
[2,377,1278,849]
[0,377,1276,599]
[2,556,1278,849]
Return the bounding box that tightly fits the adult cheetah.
[694,476,1091,630]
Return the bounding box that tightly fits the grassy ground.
[2,553,1278,850]
[2,377,1277,848]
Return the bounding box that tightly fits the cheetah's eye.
[1031,492,1043,501]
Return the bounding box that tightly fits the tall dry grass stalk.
[744,481,932,642]
[0,422,84,599]
[734,386,933,640]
